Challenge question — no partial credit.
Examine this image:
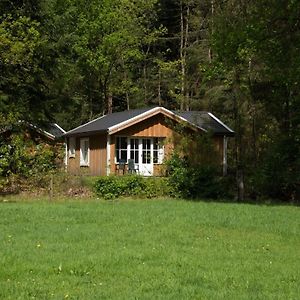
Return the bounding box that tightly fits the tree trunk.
[158,68,162,106]
[209,0,214,63]
[143,65,147,103]
[108,94,113,114]
[180,2,190,111]
[124,70,130,110]
[180,1,185,110]
[233,68,245,201]
[184,5,190,111]
[237,168,244,201]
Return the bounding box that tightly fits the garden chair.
[117,159,126,175]
[128,159,139,174]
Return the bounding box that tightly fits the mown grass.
[0,198,299,299]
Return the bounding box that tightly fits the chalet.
[64,107,234,176]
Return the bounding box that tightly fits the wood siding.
[109,114,175,175]
[115,113,174,137]
[67,133,107,176]
[67,113,226,176]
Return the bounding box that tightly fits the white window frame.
[128,138,139,164]
[80,138,90,166]
[115,136,128,163]
[69,137,76,158]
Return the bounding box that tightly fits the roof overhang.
[64,106,234,138]
[208,113,234,136]
[64,115,106,137]
[108,107,207,135]
[21,121,57,140]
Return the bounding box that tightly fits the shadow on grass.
[186,196,300,207]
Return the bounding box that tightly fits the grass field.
[0,198,299,299]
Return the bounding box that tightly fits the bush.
[94,175,170,199]
[251,136,300,201]
[166,153,230,199]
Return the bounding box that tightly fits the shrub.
[94,175,170,199]
[166,153,230,199]
[251,136,300,201]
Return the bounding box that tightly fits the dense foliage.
[94,175,170,199]
[0,113,62,192]
[166,153,231,199]
[1,0,299,201]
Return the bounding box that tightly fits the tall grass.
[0,199,299,299]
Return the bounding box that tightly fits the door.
[139,138,153,176]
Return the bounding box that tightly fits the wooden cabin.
[64,107,234,176]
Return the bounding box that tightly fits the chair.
[128,159,139,174]
[117,159,126,175]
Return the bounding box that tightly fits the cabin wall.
[67,133,107,176]
[109,114,175,175]
[116,114,174,137]
[66,114,226,177]
[213,135,224,161]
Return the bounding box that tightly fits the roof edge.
[208,113,234,134]
[108,107,160,134]
[25,122,56,140]
[64,114,106,136]
[108,107,208,135]
[53,123,66,134]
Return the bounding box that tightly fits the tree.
[211,0,300,200]
[0,15,51,122]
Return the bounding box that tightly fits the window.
[142,139,151,164]
[80,138,89,166]
[153,138,164,164]
[130,139,139,163]
[69,137,76,158]
[116,137,127,163]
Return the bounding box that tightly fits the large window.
[142,139,151,164]
[69,137,76,158]
[130,138,139,163]
[116,137,127,163]
[153,138,164,164]
[80,138,89,166]
[115,137,164,165]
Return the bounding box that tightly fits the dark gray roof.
[65,107,153,136]
[44,123,66,138]
[177,111,234,135]
[65,107,234,136]
[1,121,66,139]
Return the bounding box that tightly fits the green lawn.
[0,198,299,299]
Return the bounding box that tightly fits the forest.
[0,0,299,201]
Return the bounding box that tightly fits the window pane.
[121,150,127,161]
[80,138,89,165]
[142,150,150,164]
[69,137,76,157]
[120,137,127,148]
[116,137,127,163]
